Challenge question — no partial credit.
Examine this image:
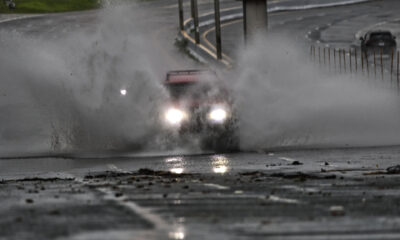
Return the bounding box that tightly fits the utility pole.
[214,0,222,59]
[243,0,268,43]
[191,0,200,44]
[178,0,184,31]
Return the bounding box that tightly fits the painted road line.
[279,157,297,163]
[267,195,301,204]
[74,175,170,232]
[100,187,170,230]
[200,11,293,65]
[203,183,230,190]
[0,15,42,24]
[181,28,232,67]
[201,21,239,63]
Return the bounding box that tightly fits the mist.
[0,3,169,155]
[233,36,400,151]
[2,2,400,156]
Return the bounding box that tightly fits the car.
[4,0,16,9]
[360,30,397,55]
[161,70,238,151]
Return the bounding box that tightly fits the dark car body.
[360,30,397,55]
[162,70,238,151]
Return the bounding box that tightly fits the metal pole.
[349,48,352,74]
[191,0,200,44]
[380,48,383,80]
[391,49,394,83]
[397,51,400,88]
[361,49,364,74]
[355,48,358,73]
[343,49,346,73]
[334,48,336,71]
[310,45,313,61]
[338,48,342,73]
[324,48,326,66]
[328,47,331,72]
[242,0,247,44]
[318,47,321,65]
[373,49,376,79]
[313,46,316,63]
[214,0,222,59]
[365,51,369,78]
[178,0,184,31]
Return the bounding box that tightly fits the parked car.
[161,70,238,151]
[360,30,397,55]
[4,0,16,9]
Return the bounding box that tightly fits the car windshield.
[369,33,393,41]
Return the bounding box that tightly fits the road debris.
[290,160,303,165]
[270,172,336,180]
[329,205,345,216]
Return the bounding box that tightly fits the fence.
[310,46,400,88]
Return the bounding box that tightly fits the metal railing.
[310,46,400,88]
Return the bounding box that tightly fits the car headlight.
[208,108,228,123]
[165,108,187,125]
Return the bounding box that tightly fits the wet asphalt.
[1,146,400,239]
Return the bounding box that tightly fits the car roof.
[165,70,217,84]
[366,30,393,36]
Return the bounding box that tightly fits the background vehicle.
[360,30,397,55]
[162,70,239,152]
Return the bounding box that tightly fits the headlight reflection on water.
[170,168,184,174]
[169,226,185,240]
[212,155,229,174]
[166,157,185,174]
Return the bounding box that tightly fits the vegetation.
[0,0,101,13]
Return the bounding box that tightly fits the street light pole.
[178,0,184,31]
[191,0,200,44]
[214,0,222,59]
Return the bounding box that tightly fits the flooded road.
[1,146,400,179]
[2,146,400,239]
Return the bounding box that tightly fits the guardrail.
[310,46,400,87]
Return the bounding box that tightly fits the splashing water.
[232,36,400,150]
[2,3,400,156]
[0,3,170,156]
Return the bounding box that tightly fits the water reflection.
[165,157,185,174]
[212,155,230,174]
[168,225,185,240]
[170,168,184,174]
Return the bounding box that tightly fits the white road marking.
[74,174,169,232]
[0,15,42,24]
[279,157,296,162]
[203,183,230,190]
[280,185,319,193]
[107,164,130,174]
[100,187,169,230]
[268,195,301,204]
